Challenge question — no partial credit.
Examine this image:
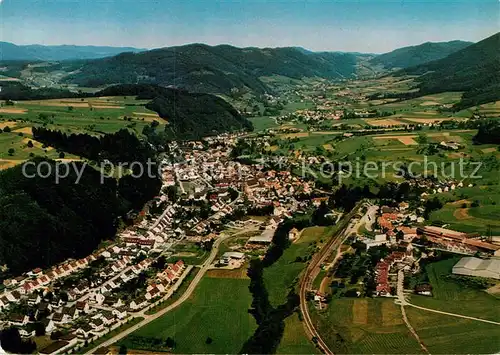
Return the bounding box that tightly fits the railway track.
[299,203,363,354]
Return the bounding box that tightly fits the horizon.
[1,0,499,53]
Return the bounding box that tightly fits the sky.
[1,0,499,53]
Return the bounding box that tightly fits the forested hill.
[369,40,472,69]
[0,159,123,275]
[96,84,253,140]
[61,44,359,94]
[0,130,162,275]
[399,32,500,109]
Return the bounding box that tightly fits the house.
[415,284,433,296]
[146,287,160,300]
[27,293,42,305]
[75,301,89,314]
[41,318,56,334]
[9,314,29,326]
[19,329,35,338]
[112,306,128,320]
[35,301,52,318]
[101,311,115,326]
[51,312,64,324]
[62,306,79,322]
[7,290,21,302]
[90,318,105,332]
[130,297,147,310]
[94,292,106,305]
[76,324,94,339]
[288,227,300,241]
[147,283,165,293]
[0,296,9,310]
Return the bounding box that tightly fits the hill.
[400,32,500,109]
[0,42,145,60]
[61,44,359,94]
[370,40,472,69]
[96,84,253,140]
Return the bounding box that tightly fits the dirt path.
[397,270,430,354]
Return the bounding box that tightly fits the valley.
[0,21,499,355]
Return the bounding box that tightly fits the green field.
[406,307,500,354]
[119,276,256,354]
[312,298,422,354]
[430,186,500,235]
[263,226,335,307]
[276,312,319,354]
[0,96,165,167]
[410,258,500,322]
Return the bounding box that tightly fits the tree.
[119,344,128,355]
[8,148,15,156]
[205,337,213,344]
[27,140,34,148]
[165,337,175,349]
[34,322,45,336]
[3,126,11,133]
[58,151,66,159]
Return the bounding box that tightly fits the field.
[312,298,422,354]
[276,312,319,354]
[406,307,500,354]
[429,185,500,235]
[364,118,406,127]
[409,258,500,322]
[119,277,256,354]
[263,226,335,306]
[0,96,165,167]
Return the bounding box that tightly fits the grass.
[311,298,422,354]
[119,277,256,354]
[263,226,336,307]
[249,116,279,132]
[406,307,500,354]
[410,258,500,322]
[276,312,319,354]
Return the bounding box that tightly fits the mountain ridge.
[369,40,473,69]
[0,41,145,61]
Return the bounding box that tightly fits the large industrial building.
[452,257,500,280]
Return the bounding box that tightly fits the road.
[299,203,364,355]
[84,227,257,354]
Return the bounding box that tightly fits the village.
[0,133,320,355]
[0,125,499,355]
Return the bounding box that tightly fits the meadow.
[263,226,335,307]
[311,298,422,354]
[276,312,319,354]
[406,307,500,354]
[119,276,256,354]
[410,258,500,322]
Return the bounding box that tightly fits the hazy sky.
[1,0,499,53]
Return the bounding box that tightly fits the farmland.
[311,298,422,354]
[0,96,164,168]
[406,307,500,354]
[119,276,256,354]
[409,258,500,322]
